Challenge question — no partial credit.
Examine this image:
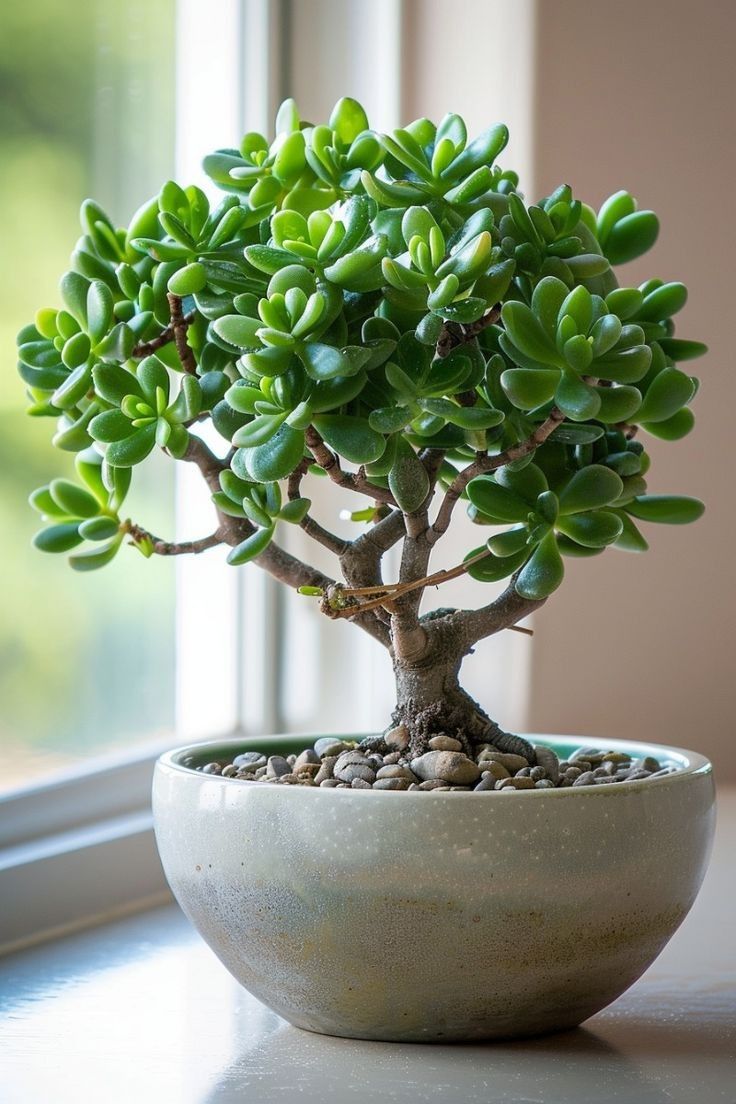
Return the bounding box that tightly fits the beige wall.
[527,0,736,774]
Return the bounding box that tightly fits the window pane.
[1,0,177,793]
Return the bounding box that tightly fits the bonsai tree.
[17,98,705,761]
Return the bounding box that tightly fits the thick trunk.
[359,619,536,762]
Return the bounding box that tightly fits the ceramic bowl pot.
[153,733,715,1042]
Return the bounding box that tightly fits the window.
[1,0,178,795]
[1,0,538,951]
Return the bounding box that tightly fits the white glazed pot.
[153,733,715,1042]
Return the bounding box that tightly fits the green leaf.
[59,271,90,327]
[637,368,695,422]
[558,465,624,515]
[641,407,695,441]
[78,516,121,541]
[89,410,135,443]
[638,282,687,322]
[232,412,287,448]
[555,371,601,421]
[496,463,548,503]
[556,510,623,547]
[466,545,529,582]
[168,262,207,297]
[243,424,305,481]
[279,497,312,523]
[213,314,262,348]
[625,495,705,525]
[86,281,114,345]
[33,522,83,553]
[69,536,123,572]
[329,97,369,145]
[93,363,142,405]
[312,415,385,464]
[595,385,642,423]
[501,302,559,366]
[49,479,99,519]
[610,509,649,552]
[227,525,275,565]
[299,343,355,380]
[604,211,659,264]
[515,531,564,599]
[105,424,158,466]
[467,477,531,522]
[656,338,707,362]
[388,442,430,512]
[500,368,559,410]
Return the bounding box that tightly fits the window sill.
[1,790,734,1102]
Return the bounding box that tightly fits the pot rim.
[155,732,713,796]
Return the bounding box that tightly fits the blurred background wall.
[527,0,736,776]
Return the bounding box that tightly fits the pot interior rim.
[156,732,712,794]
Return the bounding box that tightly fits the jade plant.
[17,98,705,760]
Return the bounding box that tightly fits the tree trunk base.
[387,689,536,762]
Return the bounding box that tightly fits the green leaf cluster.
[17,97,705,600]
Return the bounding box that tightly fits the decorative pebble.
[266,755,291,778]
[375,765,418,782]
[293,749,320,771]
[572,771,596,787]
[477,751,529,773]
[482,761,511,781]
[384,725,410,751]
[314,738,351,758]
[410,751,481,786]
[336,764,376,785]
[233,751,267,770]
[428,735,463,752]
[193,741,679,793]
[533,745,560,784]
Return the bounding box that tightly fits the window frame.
[0,0,292,953]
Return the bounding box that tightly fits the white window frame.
[0,0,538,954]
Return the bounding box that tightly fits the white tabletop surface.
[1,790,734,1104]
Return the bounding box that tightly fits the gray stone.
[202,762,222,775]
[351,777,373,789]
[293,749,320,772]
[473,776,496,791]
[266,755,291,779]
[532,745,560,784]
[632,756,662,773]
[481,761,511,782]
[384,725,410,751]
[319,778,340,787]
[233,751,267,770]
[221,764,239,778]
[411,751,481,786]
[373,778,411,790]
[382,752,401,765]
[572,771,596,787]
[313,756,337,785]
[534,779,555,789]
[335,763,376,785]
[375,765,418,782]
[314,738,351,758]
[417,779,449,790]
[477,751,529,773]
[428,735,463,752]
